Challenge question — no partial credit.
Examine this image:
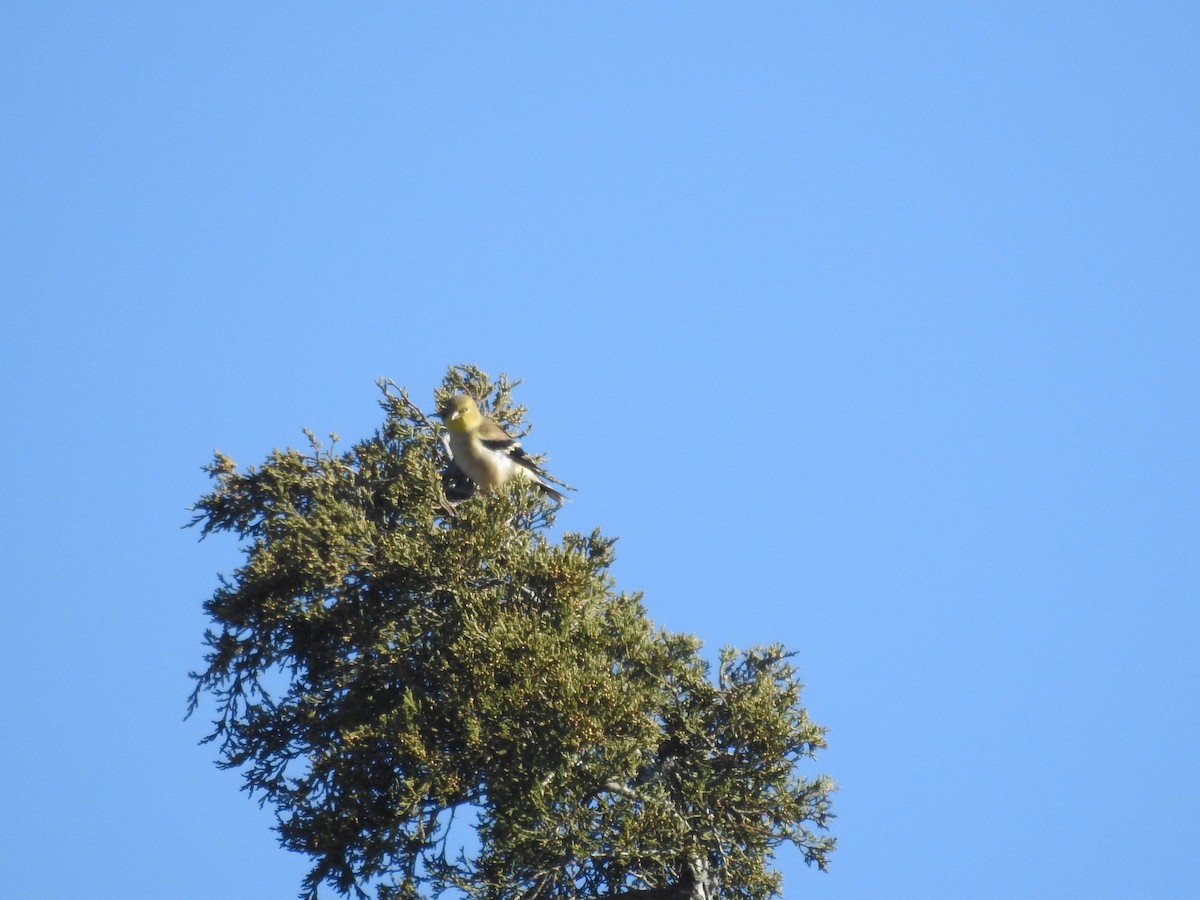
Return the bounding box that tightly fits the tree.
[188,366,835,900]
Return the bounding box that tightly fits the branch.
[606,856,715,900]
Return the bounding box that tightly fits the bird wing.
[476,415,518,446]
[477,415,554,479]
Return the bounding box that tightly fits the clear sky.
[2,4,1197,898]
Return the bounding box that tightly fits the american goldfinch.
[436,394,567,503]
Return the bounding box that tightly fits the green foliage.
[189,365,834,900]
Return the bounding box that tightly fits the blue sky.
[2,3,1197,898]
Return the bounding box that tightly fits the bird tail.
[535,481,567,504]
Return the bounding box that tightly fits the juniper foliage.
[189,365,835,900]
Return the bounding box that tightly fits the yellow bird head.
[436,394,484,433]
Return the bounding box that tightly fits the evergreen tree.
[189,365,835,900]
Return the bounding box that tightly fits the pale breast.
[449,431,519,490]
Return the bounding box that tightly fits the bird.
[436,394,567,503]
